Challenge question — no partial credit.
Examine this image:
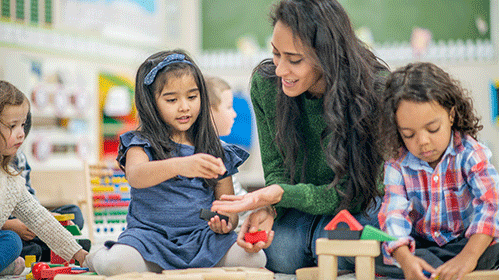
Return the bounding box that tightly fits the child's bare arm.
[209,176,238,233]
[393,245,435,280]
[432,233,493,280]
[125,147,226,189]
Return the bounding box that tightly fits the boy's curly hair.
[379,62,482,160]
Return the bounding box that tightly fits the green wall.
[201,0,490,50]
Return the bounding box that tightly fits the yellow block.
[54,214,75,221]
[25,255,36,267]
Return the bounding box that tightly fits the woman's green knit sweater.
[250,73,383,218]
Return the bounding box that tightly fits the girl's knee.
[1,230,22,255]
[88,245,149,276]
[218,243,267,268]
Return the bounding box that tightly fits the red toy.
[50,251,75,265]
[31,262,50,280]
[40,266,71,280]
[245,230,268,244]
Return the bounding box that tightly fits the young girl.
[0,81,87,275]
[377,62,499,280]
[84,50,266,276]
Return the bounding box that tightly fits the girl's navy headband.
[143,54,193,86]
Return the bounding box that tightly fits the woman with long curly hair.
[213,0,389,274]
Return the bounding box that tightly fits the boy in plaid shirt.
[377,62,499,280]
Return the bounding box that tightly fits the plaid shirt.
[379,132,499,265]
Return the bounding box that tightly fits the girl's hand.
[212,184,284,213]
[73,249,88,266]
[2,219,36,241]
[431,252,477,280]
[236,207,275,253]
[208,214,233,234]
[179,154,226,179]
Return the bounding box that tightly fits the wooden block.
[355,256,375,280]
[162,267,273,280]
[316,238,380,257]
[463,270,499,280]
[318,254,337,280]
[296,267,318,280]
[152,274,203,280]
[55,274,105,280]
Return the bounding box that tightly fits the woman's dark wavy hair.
[253,0,388,214]
[118,50,224,188]
[379,62,482,160]
[0,81,30,175]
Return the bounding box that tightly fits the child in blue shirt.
[84,50,266,276]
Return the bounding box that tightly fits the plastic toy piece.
[41,266,72,280]
[316,238,379,280]
[199,209,229,223]
[244,230,267,244]
[32,262,50,280]
[324,210,363,231]
[50,251,75,265]
[59,220,71,226]
[360,225,398,242]
[64,225,82,236]
[25,255,37,267]
[326,229,362,240]
[54,214,75,222]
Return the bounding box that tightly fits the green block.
[360,225,397,242]
[64,224,82,236]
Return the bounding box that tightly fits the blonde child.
[0,81,87,275]
[205,76,250,231]
[84,50,266,276]
[377,62,499,280]
[205,76,237,138]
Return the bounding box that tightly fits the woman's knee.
[264,241,313,274]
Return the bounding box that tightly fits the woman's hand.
[212,184,284,213]
[236,207,275,253]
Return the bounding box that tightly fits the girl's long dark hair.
[0,81,29,175]
[118,50,224,188]
[254,0,388,213]
[379,62,482,160]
